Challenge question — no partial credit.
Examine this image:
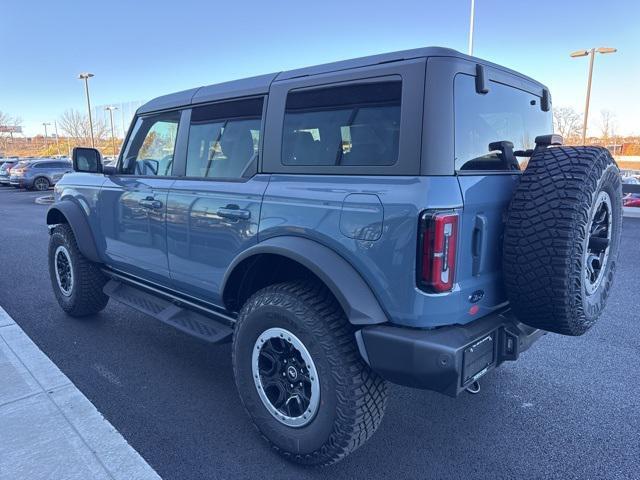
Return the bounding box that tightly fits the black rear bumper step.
[356,308,545,397]
[103,280,233,344]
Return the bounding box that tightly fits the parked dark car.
[47,46,622,465]
[0,159,21,186]
[9,158,73,190]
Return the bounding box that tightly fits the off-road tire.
[232,280,388,466]
[503,146,622,335]
[48,223,109,317]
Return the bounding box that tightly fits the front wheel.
[232,281,388,465]
[48,224,109,316]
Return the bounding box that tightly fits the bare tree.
[0,111,11,127]
[553,107,582,143]
[58,109,108,146]
[599,110,616,141]
[0,111,23,151]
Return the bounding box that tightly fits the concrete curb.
[0,306,161,480]
[35,195,55,205]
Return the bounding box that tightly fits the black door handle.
[472,214,487,276]
[217,206,250,220]
[139,197,163,209]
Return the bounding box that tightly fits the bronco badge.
[469,290,484,303]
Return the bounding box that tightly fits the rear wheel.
[503,146,622,335]
[48,224,109,316]
[32,177,50,191]
[232,281,388,465]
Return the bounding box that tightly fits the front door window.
[121,112,180,176]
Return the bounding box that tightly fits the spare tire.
[503,146,622,336]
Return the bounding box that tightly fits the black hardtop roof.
[138,46,545,114]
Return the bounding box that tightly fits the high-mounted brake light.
[418,211,458,293]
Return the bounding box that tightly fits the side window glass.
[121,112,180,176]
[454,74,552,171]
[282,80,402,167]
[185,98,263,179]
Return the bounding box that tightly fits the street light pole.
[570,47,617,144]
[78,73,95,148]
[53,121,61,156]
[105,106,119,156]
[468,0,475,56]
[582,49,596,145]
[42,122,50,149]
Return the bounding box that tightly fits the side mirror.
[72,147,103,173]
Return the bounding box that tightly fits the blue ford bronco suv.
[47,47,622,465]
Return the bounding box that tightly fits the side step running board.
[103,280,233,344]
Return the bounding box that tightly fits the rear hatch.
[450,70,552,322]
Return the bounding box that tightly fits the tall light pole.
[468,0,475,55]
[78,72,95,147]
[105,106,119,156]
[53,121,61,156]
[120,106,126,141]
[570,47,617,144]
[42,122,51,149]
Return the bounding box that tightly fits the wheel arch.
[46,201,101,263]
[221,236,388,326]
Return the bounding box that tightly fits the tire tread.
[232,280,388,466]
[503,146,622,335]
[49,223,109,316]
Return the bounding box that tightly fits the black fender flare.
[221,236,388,326]
[46,201,101,263]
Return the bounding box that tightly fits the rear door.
[98,110,183,283]
[166,97,268,304]
[453,65,553,316]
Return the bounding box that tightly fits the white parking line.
[0,306,162,480]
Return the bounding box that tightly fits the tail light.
[418,211,458,293]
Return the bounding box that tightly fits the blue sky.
[2,0,639,137]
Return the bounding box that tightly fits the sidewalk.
[0,307,161,480]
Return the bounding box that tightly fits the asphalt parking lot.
[0,186,639,480]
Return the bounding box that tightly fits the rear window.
[282,80,401,167]
[454,74,552,171]
[186,97,263,179]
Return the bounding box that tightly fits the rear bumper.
[9,177,30,188]
[356,308,545,397]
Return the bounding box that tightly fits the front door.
[98,110,182,283]
[166,97,267,304]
